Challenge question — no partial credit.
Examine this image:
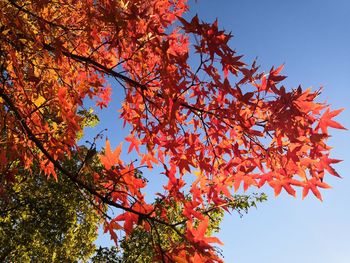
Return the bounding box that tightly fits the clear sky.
[188,1,350,262]
[90,1,350,262]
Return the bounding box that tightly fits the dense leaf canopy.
[0,168,99,262]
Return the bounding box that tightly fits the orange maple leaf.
[99,139,123,170]
[316,108,346,134]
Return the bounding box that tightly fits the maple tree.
[0,0,345,262]
[91,193,266,262]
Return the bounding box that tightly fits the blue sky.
[91,1,350,262]
[188,1,350,262]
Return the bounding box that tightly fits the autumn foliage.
[0,0,345,262]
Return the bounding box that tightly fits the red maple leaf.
[316,108,346,134]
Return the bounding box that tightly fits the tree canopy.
[0,0,345,262]
[0,161,100,262]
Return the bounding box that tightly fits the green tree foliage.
[0,166,100,262]
[91,246,122,263]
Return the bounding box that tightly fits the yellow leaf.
[2,29,10,35]
[193,170,201,177]
[34,96,45,107]
[34,66,41,77]
[52,122,58,131]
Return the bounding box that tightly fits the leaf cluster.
[0,170,100,262]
